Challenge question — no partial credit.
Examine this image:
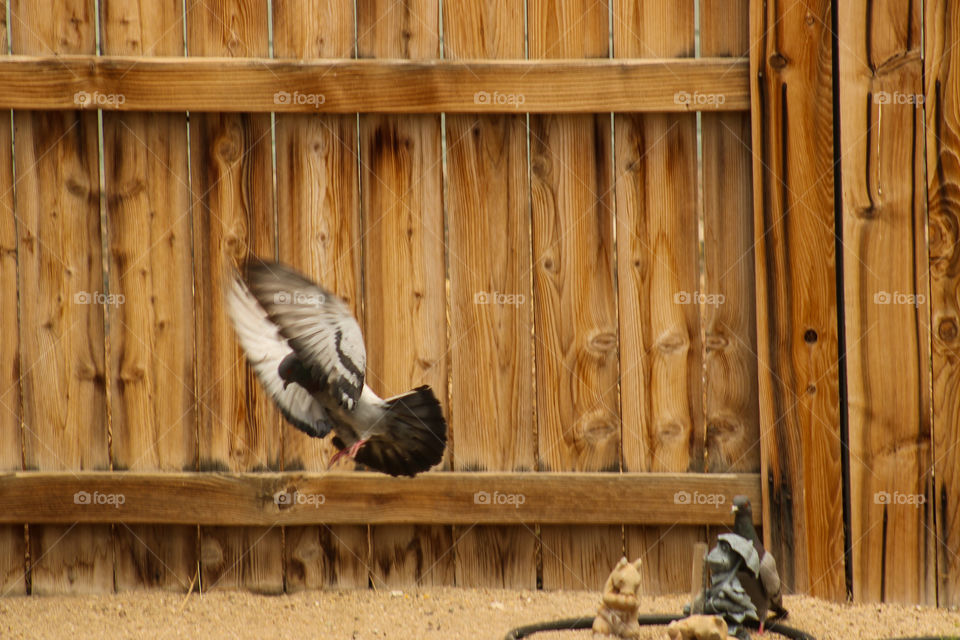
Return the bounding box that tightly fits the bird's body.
[226,260,447,477]
[731,496,787,633]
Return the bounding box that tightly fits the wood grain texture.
[100,0,198,593]
[0,0,26,596]
[186,0,282,594]
[357,0,453,588]
[272,0,369,591]
[0,472,762,526]
[925,0,960,609]
[701,0,760,474]
[530,0,621,591]
[10,0,113,595]
[749,0,845,600]
[615,0,704,596]
[0,56,751,113]
[443,0,537,589]
[840,0,934,605]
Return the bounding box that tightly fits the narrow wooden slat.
[749,0,845,600]
[840,0,933,605]
[0,472,762,526]
[926,0,960,609]
[0,56,750,113]
[272,0,369,591]
[530,0,621,591]
[444,0,537,590]
[615,0,705,596]
[101,0,198,593]
[10,0,112,595]
[701,1,759,474]
[0,0,26,596]
[187,0,282,594]
[357,0,453,588]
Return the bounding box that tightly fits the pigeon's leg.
[759,620,765,634]
[328,439,368,469]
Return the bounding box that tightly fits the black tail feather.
[354,386,447,477]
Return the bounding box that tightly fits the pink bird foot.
[328,439,368,468]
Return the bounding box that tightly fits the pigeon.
[225,259,447,477]
[731,495,787,633]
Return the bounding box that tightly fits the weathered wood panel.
[749,0,845,600]
[444,0,537,589]
[0,57,751,113]
[357,0,453,588]
[840,0,934,605]
[529,0,621,591]
[10,0,113,595]
[615,0,705,596]
[101,0,198,593]
[0,472,763,526]
[186,0,282,594]
[701,0,760,474]
[272,0,369,591]
[0,0,25,596]
[925,0,960,609]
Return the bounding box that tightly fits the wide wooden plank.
[10,0,113,595]
[186,0,282,595]
[925,0,960,609]
[749,0,845,600]
[701,1,759,474]
[840,0,933,605]
[615,0,705,596]
[272,0,369,591]
[530,0,621,592]
[0,472,762,526]
[101,0,198,594]
[357,0,453,589]
[0,56,751,113]
[0,0,25,596]
[444,0,537,590]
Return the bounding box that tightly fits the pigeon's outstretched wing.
[242,261,365,410]
[225,271,332,438]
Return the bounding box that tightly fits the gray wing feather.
[243,262,365,410]
[758,552,781,598]
[225,272,333,438]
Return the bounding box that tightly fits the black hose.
[502,613,820,639]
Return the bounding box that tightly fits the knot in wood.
[769,53,788,70]
[654,330,688,355]
[939,317,959,341]
[587,329,617,354]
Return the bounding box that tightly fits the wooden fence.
[0,0,956,607]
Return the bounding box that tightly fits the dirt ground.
[1,588,958,640]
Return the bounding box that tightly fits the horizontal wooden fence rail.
[0,56,749,113]
[0,472,760,526]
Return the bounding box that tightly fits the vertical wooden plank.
[443,0,537,589]
[0,0,26,596]
[529,0,621,591]
[614,0,704,595]
[357,0,453,587]
[701,1,759,474]
[100,0,198,593]
[926,0,960,609]
[10,0,112,594]
[187,0,282,594]
[272,0,369,591]
[840,0,933,605]
[749,0,845,600]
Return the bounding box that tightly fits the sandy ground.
[0,589,958,640]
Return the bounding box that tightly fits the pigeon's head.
[731,495,752,517]
[278,353,314,391]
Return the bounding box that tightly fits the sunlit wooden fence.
[0,0,956,607]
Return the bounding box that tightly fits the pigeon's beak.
[282,379,291,390]
[731,504,738,514]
